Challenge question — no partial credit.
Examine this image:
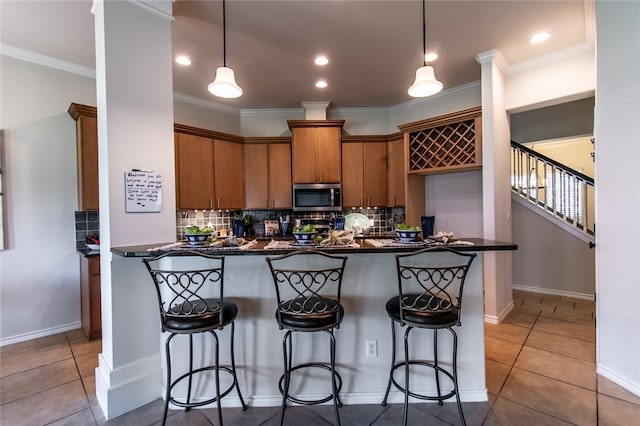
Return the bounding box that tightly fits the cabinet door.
[80,256,101,340]
[77,115,99,211]
[214,139,244,209]
[363,142,388,206]
[317,127,341,183]
[341,143,364,207]
[387,137,405,206]
[291,127,318,183]
[175,133,214,210]
[244,144,269,209]
[269,143,292,208]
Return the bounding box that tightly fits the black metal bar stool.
[381,247,476,426]
[266,250,348,426]
[143,251,247,426]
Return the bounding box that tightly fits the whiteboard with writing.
[124,171,162,212]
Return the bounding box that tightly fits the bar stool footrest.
[390,360,457,402]
[168,365,239,409]
[278,362,343,406]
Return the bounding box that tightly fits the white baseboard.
[484,300,514,324]
[178,389,488,409]
[597,364,640,398]
[0,321,81,347]
[512,284,594,301]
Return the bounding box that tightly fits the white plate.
[86,243,100,250]
[344,213,370,233]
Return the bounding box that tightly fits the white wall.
[512,201,595,298]
[425,170,483,237]
[594,0,640,396]
[0,57,96,343]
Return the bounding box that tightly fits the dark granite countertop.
[111,238,517,258]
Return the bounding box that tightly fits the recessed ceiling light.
[315,55,329,66]
[530,32,550,44]
[424,52,438,62]
[316,80,328,88]
[175,55,192,66]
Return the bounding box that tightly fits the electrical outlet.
[444,219,450,227]
[366,340,378,357]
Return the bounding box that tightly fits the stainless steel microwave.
[292,184,342,212]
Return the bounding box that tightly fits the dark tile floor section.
[1,291,639,425]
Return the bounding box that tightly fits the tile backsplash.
[74,211,99,250]
[75,207,406,247]
[176,207,405,239]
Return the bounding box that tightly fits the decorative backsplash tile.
[75,207,405,247]
[176,207,405,239]
[74,211,100,250]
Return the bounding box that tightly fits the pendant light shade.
[208,0,242,98]
[208,66,243,98]
[408,0,443,97]
[408,65,443,97]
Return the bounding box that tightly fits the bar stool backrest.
[395,247,476,326]
[266,250,348,328]
[143,251,226,331]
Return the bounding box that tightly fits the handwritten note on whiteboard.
[124,171,162,213]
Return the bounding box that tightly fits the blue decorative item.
[232,219,245,237]
[421,216,435,238]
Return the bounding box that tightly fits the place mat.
[365,239,474,248]
[147,240,258,252]
[265,240,359,250]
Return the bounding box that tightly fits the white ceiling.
[0,0,593,110]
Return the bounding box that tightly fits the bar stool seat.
[143,251,247,426]
[266,250,348,426]
[381,247,476,426]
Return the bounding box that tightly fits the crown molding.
[389,80,481,112]
[240,108,303,117]
[0,44,95,79]
[173,92,240,115]
[506,42,594,75]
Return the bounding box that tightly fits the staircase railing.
[511,141,595,238]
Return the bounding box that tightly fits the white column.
[475,50,514,323]
[595,0,640,396]
[92,0,175,419]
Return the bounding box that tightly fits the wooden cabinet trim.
[398,106,482,133]
[244,136,291,144]
[174,124,243,144]
[287,120,345,129]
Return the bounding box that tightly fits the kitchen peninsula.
[102,238,516,412]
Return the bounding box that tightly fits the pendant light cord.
[421,0,426,66]
[222,0,227,67]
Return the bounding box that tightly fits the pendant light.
[408,0,443,97]
[208,0,243,98]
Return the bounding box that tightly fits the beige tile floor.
[1,291,639,425]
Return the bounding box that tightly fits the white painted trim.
[506,42,595,75]
[484,300,514,324]
[511,192,594,244]
[0,322,81,347]
[388,81,482,112]
[240,107,303,117]
[166,388,488,409]
[173,91,240,115]
[597,364,640,398]
[513,284,594,301]
[95,352,162,420]
[0,44,95,79]
[130,0,174,22]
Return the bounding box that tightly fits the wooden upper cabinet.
[244,144,269,209]
[289,120,344,184]
[268,143,292,208]
[244,141,292,209]
[341,139,387,207]
[213,139,244,210]
[387,136,406,207]
[341,143,364,207]
[68,104,99,211]
[175,132,215,210]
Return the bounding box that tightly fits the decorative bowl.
[396,229,421,243]
[86,243,100,251]
[292,231,318,245]
[185,233,212,246]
